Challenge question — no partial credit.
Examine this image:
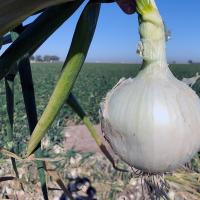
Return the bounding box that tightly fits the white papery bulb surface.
[101,0,200,173]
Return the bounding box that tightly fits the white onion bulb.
[101,0,200,173]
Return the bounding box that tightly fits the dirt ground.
[0,125,199,200]
[63,124,106,153]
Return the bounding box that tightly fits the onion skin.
[101,0,200,173]
[101,72,200,173]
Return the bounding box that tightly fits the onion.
[100,0,200,174]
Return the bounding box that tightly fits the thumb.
[116,0,136,14]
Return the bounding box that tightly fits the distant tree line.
[30,55,60,62]
[170,60,200,65]
[188,60,193,64]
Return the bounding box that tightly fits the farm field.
[0,63,200,199]
[31,63,200,124]
[1,63,200,150]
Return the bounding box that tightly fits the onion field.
[1,63,200,150]
[0,63,200,199]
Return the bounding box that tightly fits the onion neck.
[139,41,168,74]
[136,0,168,74]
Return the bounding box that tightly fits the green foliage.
[27,3,101,156]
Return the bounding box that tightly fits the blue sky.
[14,0,200,63]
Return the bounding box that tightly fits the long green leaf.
[26,2,101,156]
[0,0,76,37]
[67,93,101,145]
[5,75,15,148]
[18,57,48,199]
[4,74,23,186]
[4,31,23,189]
[0,0,84,80]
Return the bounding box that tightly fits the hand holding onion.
[116,0,136,14]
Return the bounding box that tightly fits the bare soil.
[0,125,199,200]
